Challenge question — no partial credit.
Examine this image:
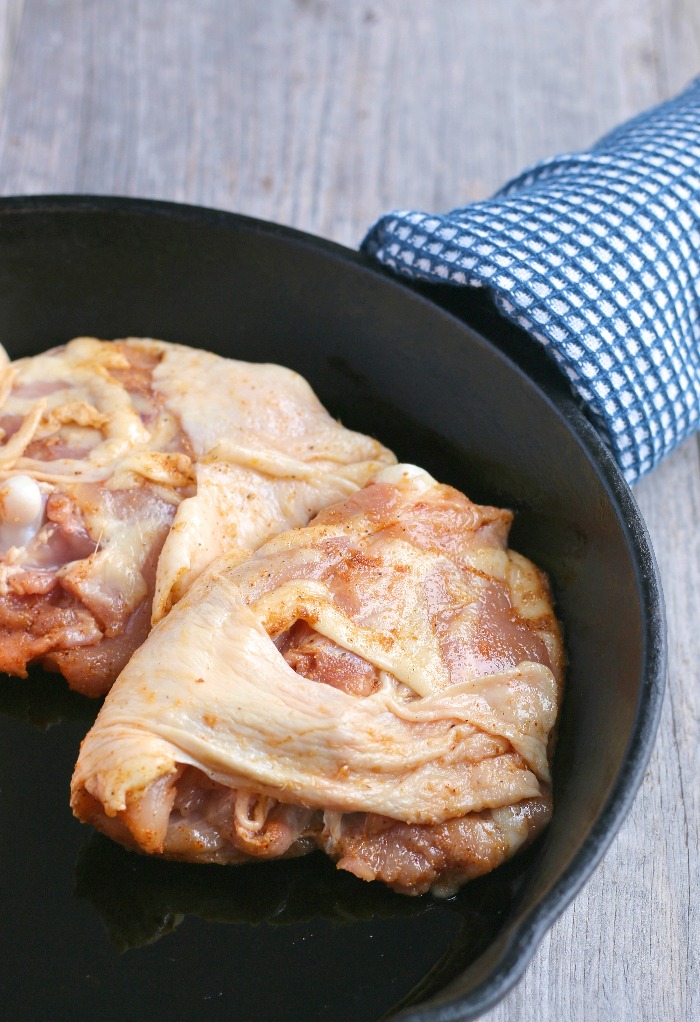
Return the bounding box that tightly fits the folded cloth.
[362,76,700,483]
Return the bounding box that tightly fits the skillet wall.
[0,200,649,1012]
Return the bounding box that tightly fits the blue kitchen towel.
[362,76,700,483]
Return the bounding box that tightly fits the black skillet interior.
[0,197,665,1022]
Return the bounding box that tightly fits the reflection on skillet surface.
[1,665,545,1022]
[0,669,99,730]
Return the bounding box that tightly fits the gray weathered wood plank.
[0,0,23,111]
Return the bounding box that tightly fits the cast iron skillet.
[0,196,665,1022]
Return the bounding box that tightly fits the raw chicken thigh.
[0,338,393,694]
[72,464,564,896]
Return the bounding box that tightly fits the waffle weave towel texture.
[362,76,700,483]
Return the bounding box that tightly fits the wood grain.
[0,2,697,1019]
[0,0,22,109]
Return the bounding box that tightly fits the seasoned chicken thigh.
[0,338,393,694]
[72,464,564,895]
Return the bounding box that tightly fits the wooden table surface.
[0,2,697,1020]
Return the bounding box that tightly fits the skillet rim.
[0,193,667,1021]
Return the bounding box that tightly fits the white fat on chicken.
[150,344,394,620]
[0,337,394,694]
[0,475,46,554]
[72,465,564,895]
